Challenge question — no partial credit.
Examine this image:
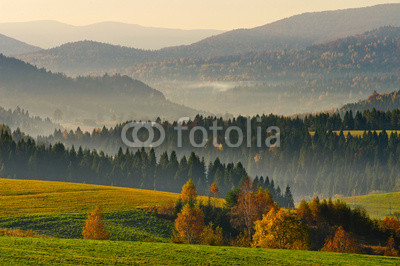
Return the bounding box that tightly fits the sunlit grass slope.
[339,192,400,219]
[0,237,399,265]
[0,178,222,217]
[0,178,184,217]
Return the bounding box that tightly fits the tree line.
[41,110,400,198]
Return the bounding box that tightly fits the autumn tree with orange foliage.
[322,226,361,254]
[174,204,205,244]
[181,179,197,204]
[382,216,400,237]
[210,182,219,198]
[253,208,310,250]
[82,207,109,240]
[231,177,276,236]
[209,182,219,207]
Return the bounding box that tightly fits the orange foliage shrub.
[82,207,110,240]
[252,208,310,250]
[174,204,204,244]
[322,226,362,254]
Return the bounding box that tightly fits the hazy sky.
[1,0,400,30]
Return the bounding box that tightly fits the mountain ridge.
[0,20,224,50]
[0,33,42,56]
[15,4,400,76]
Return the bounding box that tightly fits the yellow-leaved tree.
[174,204,204,244]
[252,208,310,250]
[82,207,110,240]
[181,179,197,203]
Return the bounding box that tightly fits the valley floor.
[0,237,399,265]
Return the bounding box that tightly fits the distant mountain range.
[0,20,224,50]
[15,4,400,77]
[120,26,400,81]
[21,25,400,81]
[0,33,41,56]
[162,3,400,58]
[0,54,198,125]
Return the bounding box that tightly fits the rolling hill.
[0,20,224,50]
[0,178,221,217]
[0,33,41,56]
[0,54,198,124]
[17,40,164,75]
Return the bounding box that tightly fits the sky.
[1,0,400,30]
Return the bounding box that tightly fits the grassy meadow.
[0,178,222,217]
[339,192,400,219]
[1,178,399,264]
[0,178,182,217]
[1,237,399,265]
[0,210,173,242]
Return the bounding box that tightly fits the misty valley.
[1,2,400,265]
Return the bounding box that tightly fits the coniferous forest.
[39,109,400,198]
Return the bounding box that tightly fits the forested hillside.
[17,41,164,76]
[340,90,400,114]
[0,33,41,56]
[123,27,400,82]
[39,111,400,199]
[0,54,198,124]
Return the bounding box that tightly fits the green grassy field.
[0,237,399,265]
[0,210,173,242]
[0,178,220,217]
[339,192,400,219]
